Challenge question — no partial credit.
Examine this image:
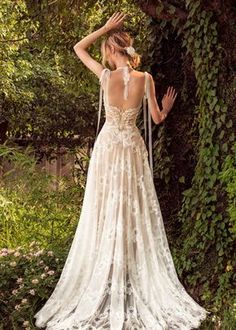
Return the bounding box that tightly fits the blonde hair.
[101,30,141,69]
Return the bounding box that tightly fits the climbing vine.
[173,0,235,327]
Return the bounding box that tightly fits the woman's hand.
[161,86,178,115]
[104,12,127,32]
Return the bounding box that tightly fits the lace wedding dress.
[34,66,210,329]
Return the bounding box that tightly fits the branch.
[0,36,29,43]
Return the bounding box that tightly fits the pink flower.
[14,251,21,257]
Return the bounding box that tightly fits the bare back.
[96,66,153,177]
[102,67,146,111]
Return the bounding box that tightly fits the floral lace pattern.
[34,68,210,329]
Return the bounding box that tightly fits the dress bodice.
[104,104,142,131]
[94,67,153,178]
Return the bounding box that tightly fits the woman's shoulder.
[99,67,111,84]
[132,69,150,76]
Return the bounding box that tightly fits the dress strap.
[96,68,110,140]
[95,68,109,140]
[89,68,109,157]
[143,72,153,178]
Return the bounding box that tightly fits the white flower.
[47,270,55,276]
[34,249,44,257]
[47,250,54,256]
[29,289,35,295]
[21,298,28,304]
[10,261,17,267]
[40,273,46,279]
[23,320,30,327]
[17,277,23,283]
[125,46,135,57]
[31,278,39,284]
[12,289,18,295]
[15,304,21,310]
[14,251,21,257]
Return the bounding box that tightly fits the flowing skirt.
[34,124,210,329]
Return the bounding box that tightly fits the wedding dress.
[34,66,210,330]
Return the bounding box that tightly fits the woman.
[34,12,210,329]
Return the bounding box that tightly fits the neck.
[115,62,131,70]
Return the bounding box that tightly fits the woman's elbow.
[154,119,162,125]
[153,113,163,125]
[73,43,83,53]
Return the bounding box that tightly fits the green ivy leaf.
[222,143,228,153]
[167,5,176,15]
[219,130,225,140]
[226,120,233,128]
[179,176,185,183]
[156,3,165,16]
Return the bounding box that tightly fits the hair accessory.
[124,46,135,57]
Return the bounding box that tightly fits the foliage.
[0,142,85,250]
[0,242,68,329]
[0,0,148,148]
[174,1,235,329]
[218,142,236,237]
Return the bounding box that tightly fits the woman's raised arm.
[73,12,127,79]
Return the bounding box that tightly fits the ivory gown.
[34,66,210,329]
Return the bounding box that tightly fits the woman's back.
[102,67,146,111]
